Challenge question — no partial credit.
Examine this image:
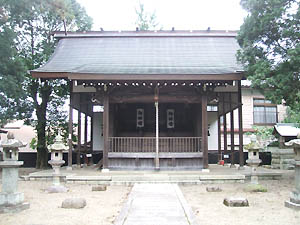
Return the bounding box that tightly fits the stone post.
[245,134,262,184]
[46,134,69,193]
[285,133,300,210]
[0,132,29,213]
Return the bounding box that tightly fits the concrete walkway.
[114,184,198,225]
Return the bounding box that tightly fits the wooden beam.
[201,94,208,169]
[69,73,243,81]
[108,152,203,158]
[110,94,202,103]
[238,80,244,167]
[68,81,73,169]
[103,94,109,169]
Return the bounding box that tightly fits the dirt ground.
[181,172,300,225]
[1,169,300,225]
[0,181,131,225]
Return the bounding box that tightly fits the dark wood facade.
[65,79,244,170]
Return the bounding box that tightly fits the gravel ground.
[0,181,131,225]
[181,172,300,225]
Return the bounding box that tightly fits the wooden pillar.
[84,113,88,165]
[217,116,222,161]
[238,80,244,167]
[77,107,81,167]
[201,94,208,169]
[155,101,159,170]
[103,94,109,169]
[222,95,228,161]
[230,110,235,166]
[90,116,94,165]
[91,116,94,149]
[68,81,73,169]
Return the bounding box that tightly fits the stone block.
[271,159,280,164]
[0,202,30,214]
[61,198,86,209]
[92,185,107,191]
[285,201,300,211]
[0,192,24,206]
[223,197,249,207]
[46,185,69,193]
[282,164,295,170]
[206,186,222,192]
[271,165,280,169]
[282,159,295,164]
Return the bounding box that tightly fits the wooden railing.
[109,137,202,153]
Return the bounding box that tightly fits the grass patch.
[244,184,268,192]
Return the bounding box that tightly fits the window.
[136,108,144,128]
[207,105,218,112]
[167,109,175,128]
[253,98,277,124]
[93,105,104,112]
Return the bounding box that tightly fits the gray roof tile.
[34,33,243,75]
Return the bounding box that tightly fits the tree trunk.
[34,80,51,169]
[36,109,48,169]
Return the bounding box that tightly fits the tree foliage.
[135,3,161,30]
[283,107,300,124]
[237,0,300,110]
[1,0,92,168]
[0,5,32,126]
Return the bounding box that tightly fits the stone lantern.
[245,134,262,184]
[0,132,29,213]
[284,133,300,210]
[46,134,69,193]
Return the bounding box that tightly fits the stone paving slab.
[114,183,198,225]
[22,164,286,184]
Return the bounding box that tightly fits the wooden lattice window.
[167,109,175,128]
[136,108,144,128]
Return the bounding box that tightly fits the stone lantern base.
[0,192,30,213]
[285,190,300,211]
[46,159,69,193]
[0,202,30,214]
[0,160,30,213]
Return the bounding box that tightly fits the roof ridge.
[53,30,238,38]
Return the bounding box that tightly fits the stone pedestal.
[270,148,295,170]
[285,137,300,210]
[0,132,29,213]
[245,135,262,185]
[46,135,68,193]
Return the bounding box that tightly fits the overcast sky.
[77,0,248,31]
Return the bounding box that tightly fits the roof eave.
[30,71,244,81]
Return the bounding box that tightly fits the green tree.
[135,2,161,30]
[237,0,300,110]
[283,107,300,124]
[0,5,33,126]
[4,0,92,168]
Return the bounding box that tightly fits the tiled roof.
[274,124,300,137]
[33,31,243,76]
